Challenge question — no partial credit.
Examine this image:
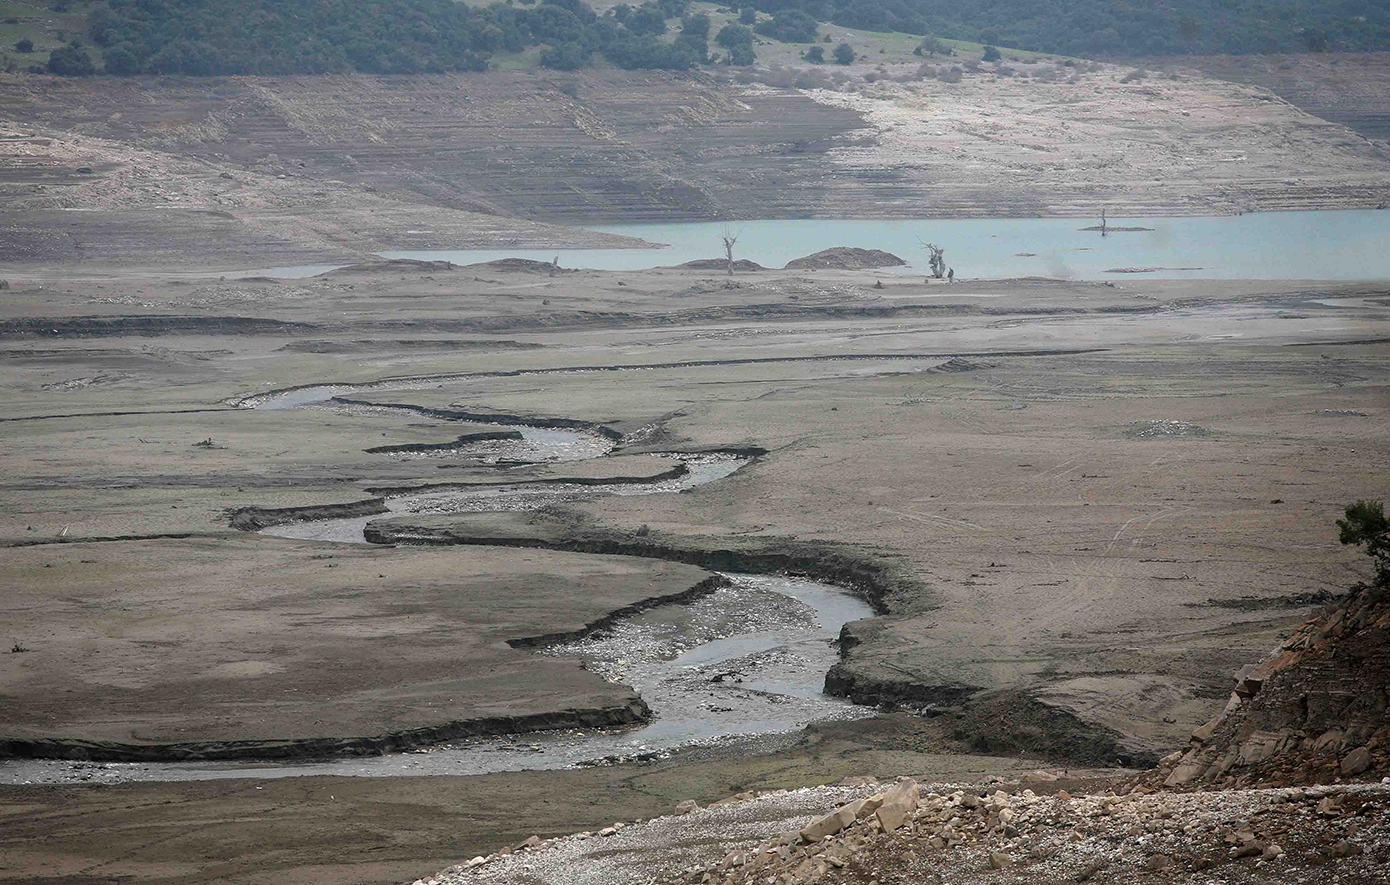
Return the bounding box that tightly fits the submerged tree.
[720,226,743,276]
[920,241,947,278]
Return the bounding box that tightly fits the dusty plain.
[0,258,1387,883]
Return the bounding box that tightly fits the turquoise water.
[381,210,1390,280]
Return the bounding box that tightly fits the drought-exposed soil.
[0,536,722,757]
[0,258,1386,883]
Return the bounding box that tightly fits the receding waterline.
[376,211,1390,281]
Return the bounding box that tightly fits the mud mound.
[0,315,316,339]
[465,258,572,273]
[929,357,994,373]
[1148,581,1390,790]
[319,259,455,275]
[784,248,906,270]
[278,339,542,353]
[674,258,766,271]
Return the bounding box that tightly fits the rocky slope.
[416,775,1389,885]
[1144,579,1389,791]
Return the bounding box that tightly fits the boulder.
[674,799,701,815]
[1340,746,1373,776]
[800,804,858,842]
[874,778,919,831]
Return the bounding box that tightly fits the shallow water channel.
[0,385,873,785]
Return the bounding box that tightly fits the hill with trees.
[10,0,1390,76]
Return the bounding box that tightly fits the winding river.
[0,383,873,785]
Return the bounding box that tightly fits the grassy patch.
[0,0,101,70]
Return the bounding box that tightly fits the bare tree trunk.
[922,242,946,279]
[721,226,742,276]
[1101,209,1107,238]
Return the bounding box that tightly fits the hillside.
[7,0,1390,79]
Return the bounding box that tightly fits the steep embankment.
[1147,580,1389,790]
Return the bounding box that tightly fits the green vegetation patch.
[14,0,1390,77]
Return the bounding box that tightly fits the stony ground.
[416,775,1390,885]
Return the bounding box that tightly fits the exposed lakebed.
[0,382,872,784]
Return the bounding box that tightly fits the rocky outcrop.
[784,247,906,270]
[1148,581,1390,790]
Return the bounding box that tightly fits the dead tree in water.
[720,226,743,276]
[1100,209,1107,238]
[919,240,947,278]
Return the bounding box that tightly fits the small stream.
[0,383,872,785]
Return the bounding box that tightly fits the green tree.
[14,38,33,53]
[982,44,1001,61]
[681,12,710,41]
[728,42,754,65]
[716,23,753,49]
[47,40,95,76]
[804,44,824,62]
[832,41,854,64]
[755,9,818,42]
[627,4,667,36]
[540,41,587,69]
[917,35,948,56]
[739,6,756,24]
[1338,499,1390,586]
[104,44,139,74]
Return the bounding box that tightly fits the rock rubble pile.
[416,776,1389,885]
[664,776,1390,885]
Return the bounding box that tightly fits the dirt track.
[0,261,1387,883]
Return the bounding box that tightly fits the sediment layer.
[0,698,651,763]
